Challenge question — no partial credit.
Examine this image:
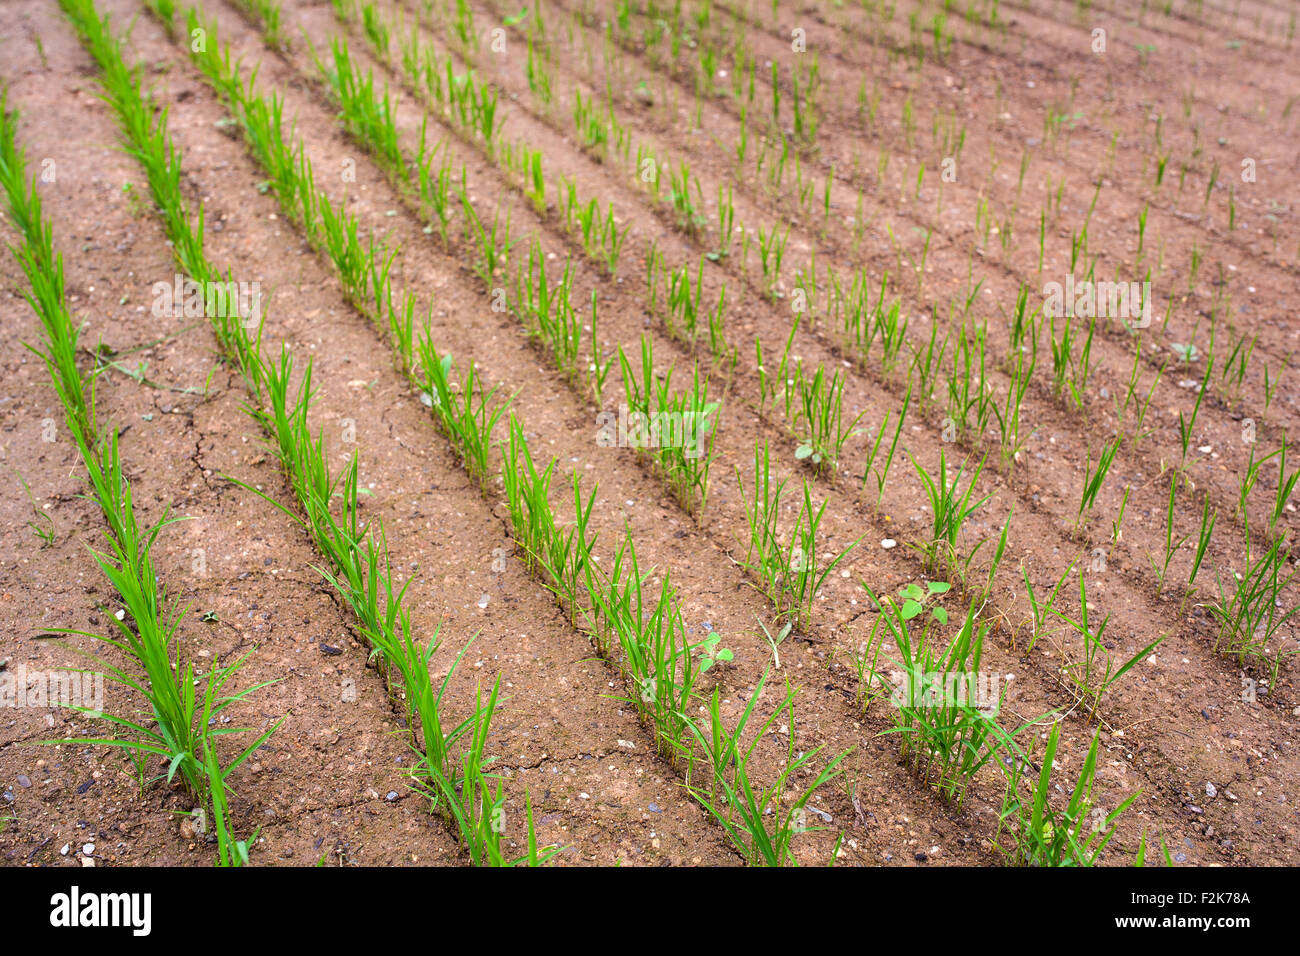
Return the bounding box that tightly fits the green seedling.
[679,670,849,866]
[1050,575,1165,722]
[898,580,952,624]
[996,722,1138,866]
[910,449,992,579]
[696,632,733,672]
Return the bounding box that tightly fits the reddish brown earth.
[1,0,1298,866]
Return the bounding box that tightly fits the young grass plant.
[1021,557,1078,652]
[415,335,512,491]
[867,594,1025,809]
[1148,474,1188,598]
[500,413,560,581]
[589,529,699,760]
[910,449,992,580]
[312,36,405,175]
[993,327,1036,470]
[679,670,849,866]
[1076,437,1121,533]
[52,431,280,814]
[1050,575,1165,722]
[1207,536,1299,681]
[736,444,858,631]
[791,363,866,479]
[513,240,588,390]
[860,382,910,509]
[459,183,515,285]
[0,89,95,448]
[617,335,720,516]
[996,721,1138,866]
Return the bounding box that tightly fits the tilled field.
[0,0,1297,867]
